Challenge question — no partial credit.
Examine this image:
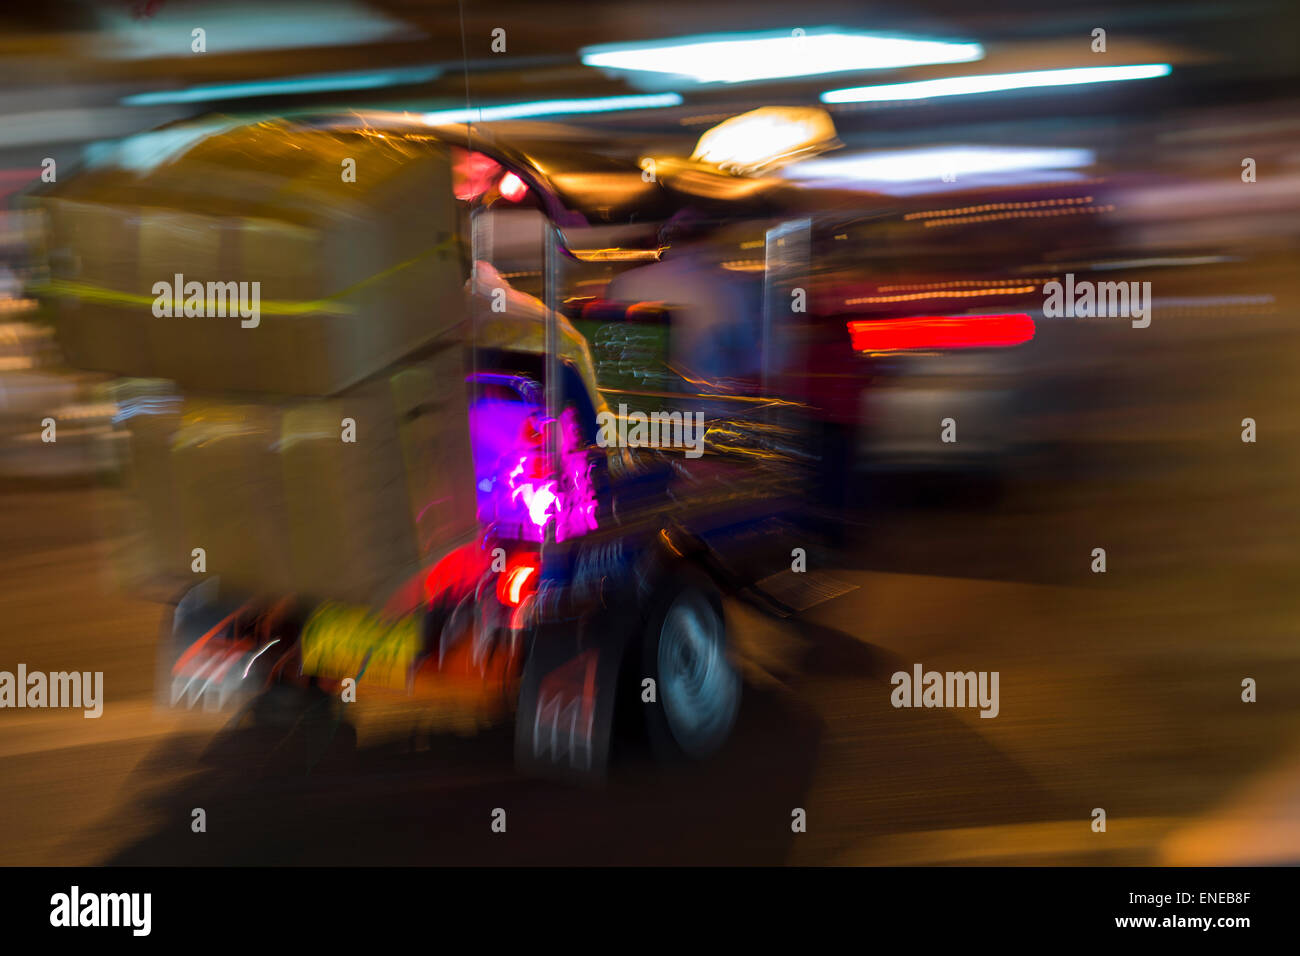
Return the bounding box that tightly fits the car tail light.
[847,313,1035,352]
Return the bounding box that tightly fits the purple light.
[468,395,598,542]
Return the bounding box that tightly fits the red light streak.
[847,313,1035,352]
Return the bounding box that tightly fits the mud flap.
[513,612,627,782]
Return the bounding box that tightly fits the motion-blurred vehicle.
[30,111,843,778]
[794,172,1129,479]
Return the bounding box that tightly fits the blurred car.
[0,315,120,479]
[796,175,1124,478]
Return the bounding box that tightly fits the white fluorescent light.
[786,146,1095,183]
[123,66,441,106]
[423,93,682,125]
[582,31,983,84]
[822,63,1171,103]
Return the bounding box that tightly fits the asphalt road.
[0,260,1297,866]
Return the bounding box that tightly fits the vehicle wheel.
[641,572,741,761]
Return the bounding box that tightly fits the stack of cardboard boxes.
[38,122,477,603]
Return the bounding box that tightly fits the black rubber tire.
[639,569,741,762]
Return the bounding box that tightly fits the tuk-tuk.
[31,109,843,779]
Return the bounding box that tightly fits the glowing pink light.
[499,171,529,202]
[511,478,559,528]
[472,400,599,543]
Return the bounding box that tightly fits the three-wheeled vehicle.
[31,109,849,779]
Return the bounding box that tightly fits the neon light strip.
[423,93,682,125]
[582,32,982,84]
[123,66,442,106]
[822,64,1171,103]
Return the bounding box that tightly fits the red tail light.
[497,558,539,607]
[847,313,1035,353]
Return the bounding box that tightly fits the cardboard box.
[117,348,476,605]
[37,122,465,397]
